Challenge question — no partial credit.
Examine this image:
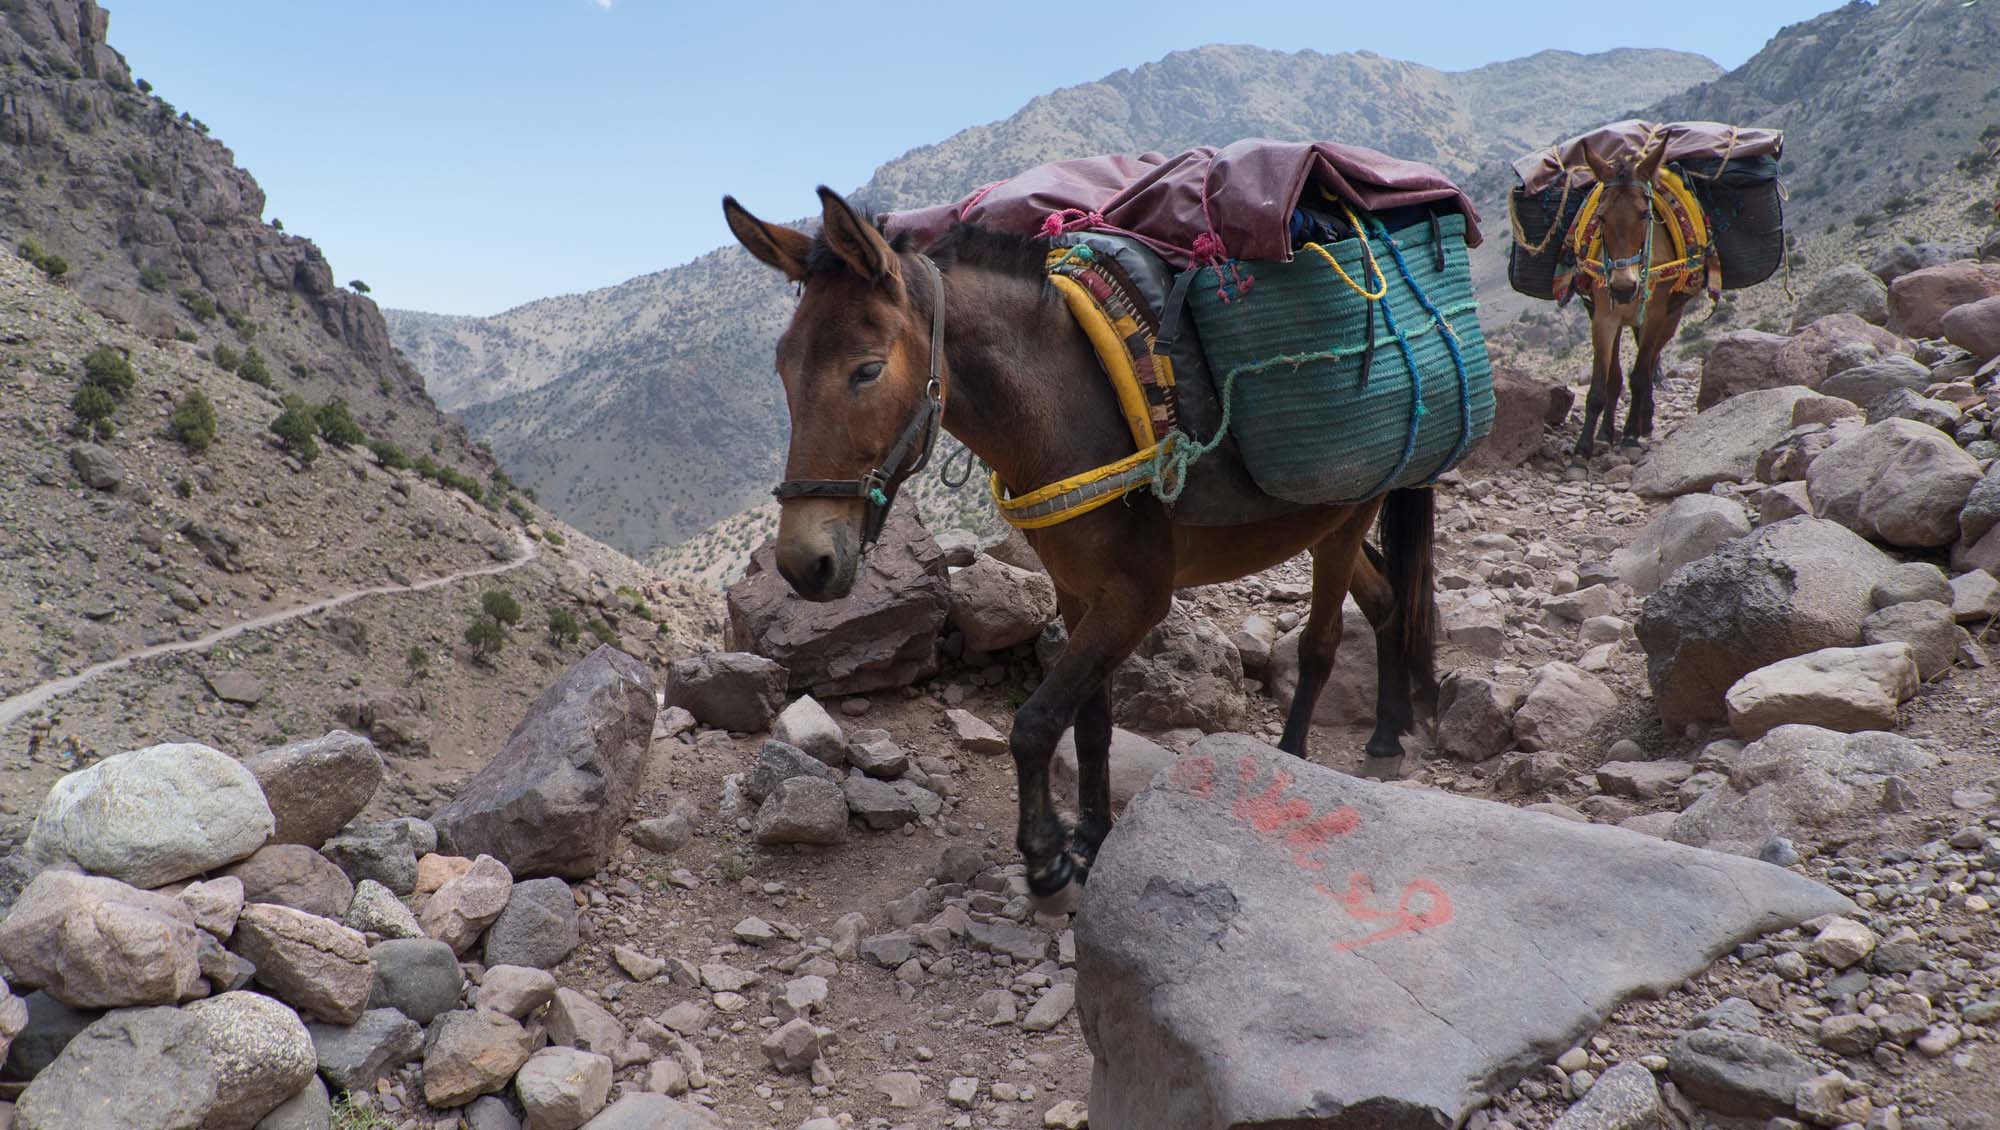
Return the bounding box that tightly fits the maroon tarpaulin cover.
[883,138,1483,267]
[1512,119,1784,193]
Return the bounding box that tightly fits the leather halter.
[771,254,947,547]
[1590,176,1654,273]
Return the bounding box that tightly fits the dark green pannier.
[1186,209,1494,505]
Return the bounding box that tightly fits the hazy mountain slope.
[389,44,1718,558]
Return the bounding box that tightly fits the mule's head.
[1582,137,1669,305]
[722,187,939,602]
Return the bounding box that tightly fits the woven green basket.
[1186,212,1494,504]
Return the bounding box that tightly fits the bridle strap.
[771,254,948,546]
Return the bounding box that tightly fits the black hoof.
[1025,851,1074,897]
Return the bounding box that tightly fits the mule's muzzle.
[1607,279,1640,305]
[774,511,861,602]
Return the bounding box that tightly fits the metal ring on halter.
[771,254,949,547]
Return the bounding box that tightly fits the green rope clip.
[867,488,889,508]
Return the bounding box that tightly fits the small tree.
[270,395,320,465]
[405,645,430,681]
[367,438,410,470]
[212,343,241,372]
[271,218,283,231]
[348,279,371,294]
[170,390,217,453]
[481,590,522,626]
[71,383,118,439]
[464,616,505,659]
[547,608,580,646]
[317,398,365,448]
[139,264,168,292]
[236,347,272,387]
[82,348,136,401]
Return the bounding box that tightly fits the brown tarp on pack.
[885,138,1483,265]
[1513,119,1784,192]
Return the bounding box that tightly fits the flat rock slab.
[1076,734,1851,1130]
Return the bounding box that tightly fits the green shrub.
[270,395,320,465]
[170,390,217,453]
[586,618,615,646]
[505,494,533,522]
[174,477,194,499]
[212,343,241,372]
[349,279,371,294]
[631,601,653,622]
[71,383,118,438]
[367,438,410,470]
[17,239,68,282]
[236,347,272,387]
[82,348,136,401]
[136,78,153,94]
[543,529,566,547]
[175,327,198,343]
[464,616,505,659]
[547,608,580,646]
[271,218,284,232]
[317,398,365,448]
[481,590,522,626]
[405,645,430,680]
[139,264,168,292]
[178,288,217,321]
[225,310,258,341]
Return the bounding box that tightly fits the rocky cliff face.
[0,0,477,466]
[387,44,1720,557]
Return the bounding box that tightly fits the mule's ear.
[1636,130,1672,184]
[724,196,810,282]
[1581,145,1617,187]
[816,185,899,283]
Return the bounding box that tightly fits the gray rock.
[67,443,123,491]
[243,731,384,848]
[1113,599,1246,732]
[467,1095,523,1130]
[343,879,422,940]
[221,845,356,920]
[1052,727,1178,818]
[483,878,580,970]
[968,920,1049,963]
[434,646,656,880]
[1671,725,1936,856]
[253,1075,330,1130]
[514,1046,613,1129]
[178,875,245,938]
[1873,562,1953,609]
[760,1018,824,1074]
[1,992,97,1084]
[232,904,374,1025]
[1818,355,1933,407]
[1434,673,1519,762]
[198,934,257,993]
[1960,464,2000,549]
[1806,419,1982,548]
[1634,387,1830,497]
[1724,643,1918,740]
[1869,241,1968,284]
[183,991,317,1130]
[1549,1061,1660,1130]
[367,938,463,1025]
[22,742,274,889]
[1862,601,1958,680]
[422,1007,536,1108]
[205,670,267,706]
[664,651,787,732]
[0,870,203,1009]
[13,1007,214,1130]
[320,823,419,895]
[842,776,918,831]
[1695,330,1791,407]
[1612,495,1751,595]
[1792,263,1889,329]
[772,696,846,766]
[472,965,558,1019]
[743,739,844,805]
[1266,597,1377,726]
[629,798,696,853]
[724,507,949,696]
[419,854,514,955]
[1638,518,1898,727]
[1946,294,2000,361]
[949,556,1057,651]
[846,730,910,778]
[1077,734,1849,1130]
[753,777,849,846]
[1512,662,1615,753]
[1866,388,1961,431]
[546,988,637,1065]
[577,1094,722,1129]
[1667,1028,1817,1119]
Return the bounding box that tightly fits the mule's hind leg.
[1277,507,1377,759]
[1013,580,1168,896]
[1352,546,1413,758]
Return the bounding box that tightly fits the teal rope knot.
[867,488,888,508]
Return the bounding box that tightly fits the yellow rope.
[1300,203,1387,300]
[988,442,1167,529]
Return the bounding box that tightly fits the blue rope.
[1355,224,1427,500]
[1372,216,1474,486]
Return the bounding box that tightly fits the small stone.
[473,965,558,1020]
[482,877,577,970]
[948,1076,980,1108]
[513,1046,613,1130]
[877,1071,923,1108]
[1810,918,1879,970]
[1022,983,1076,1032]
[947,710,1008,756]
[613,945,666,981]
[423,1008,536,1108]
[760,1018,824,1074]
[367,937,464,1025]
[344,879,423,940]
[1044,1100,1089,1129]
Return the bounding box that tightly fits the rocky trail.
[0,532,541,735]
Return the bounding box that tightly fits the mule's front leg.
[1068,685,1114,882]
[1009,690,1074,897]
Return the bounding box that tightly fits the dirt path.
[0,530,540,735]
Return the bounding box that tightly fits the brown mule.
[1573,136,1701,457]
[723,187,1439,896]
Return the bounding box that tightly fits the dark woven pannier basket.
[1676,154,1784,290]
[1507,183,1589,300]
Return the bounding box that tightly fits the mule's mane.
[801,222,1050,284]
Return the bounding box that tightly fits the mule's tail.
[1380,487,1438,713]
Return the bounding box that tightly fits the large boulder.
[0,870,201,1009]
[1805,418,1982,548]
[1670,725,1935,856]
[1887,260,2000,338]
[663,652,785,733]
[12,1007,217,1130]
[948,556,1057,652]
[725,506,950,696]
[1633,387,1830,497]
[1769,314,1910,391]
[182,991,317,1130]
[1112,600,1247,732]
[433,646,656,879]
[1265,597,1376,727]
[1723,643,1919,740]
[1695,330,1789,409]
[22,742,274,889]
[1817,354,1932,408]
[1637,518,1898,728]
[1942,294,2000,362]
[242,731,384,849]
[1077,735,1849,1130]
[1511,662,1616,753]
[231,904,374,1024]
[220,845,355,920]
[1791,264,1889,330]
[1462,364,1571,471]
[1861,600,1959,680]
[1611,495,1751,595]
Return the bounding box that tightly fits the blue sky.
[113,1,1839,316]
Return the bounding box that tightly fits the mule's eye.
[850,361,885,386]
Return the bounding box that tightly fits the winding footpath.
[0,529,541,734]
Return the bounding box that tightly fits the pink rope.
[1038,209,1108,238]
[958,180,1004,221]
